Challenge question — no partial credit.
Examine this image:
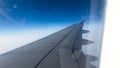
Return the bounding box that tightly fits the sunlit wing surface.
[0,21,91,68]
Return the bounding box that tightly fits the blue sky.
[0,0,105,33]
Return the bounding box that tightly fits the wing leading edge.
[0,21,89,68]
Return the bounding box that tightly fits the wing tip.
[80,20,85,26]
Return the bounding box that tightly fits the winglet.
[80,20,85,26]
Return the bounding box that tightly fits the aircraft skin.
[0,21,92,68]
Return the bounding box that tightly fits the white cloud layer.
[0,28,61,55]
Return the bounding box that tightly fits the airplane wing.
[0,21,89,68]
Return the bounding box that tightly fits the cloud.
[0,27,61,55]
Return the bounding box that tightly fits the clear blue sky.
[0,0,105,33]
